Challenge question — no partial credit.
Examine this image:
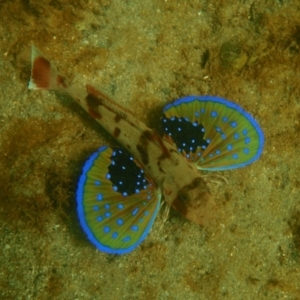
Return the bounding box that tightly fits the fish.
[28,46,264,254]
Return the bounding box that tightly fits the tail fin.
[28,46,68,90]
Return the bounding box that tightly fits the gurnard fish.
[28,46,264,254]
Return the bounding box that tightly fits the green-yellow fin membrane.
[77,146,161,254]
[162,96,264,170]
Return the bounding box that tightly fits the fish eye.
[178,191,189,202]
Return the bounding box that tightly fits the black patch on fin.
[108,148,148,196]
[162,116,209,153]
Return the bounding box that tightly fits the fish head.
[173,176,217,226]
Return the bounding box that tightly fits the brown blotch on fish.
[86,93,102,119]
[186,177,204,190]
[158,166,165,174]
[136,130,153,165]
[137,144,149,165]
[114,113,122,123]
[142,130,153,141]
[158,153,168,161]
[57,75,68,88]
[113,127,121,138]
[171,197,188,216]
[152,132,170,158]
[31,56,51,89]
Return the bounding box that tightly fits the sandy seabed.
[0,1,300,299]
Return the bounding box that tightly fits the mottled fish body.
[28,46,264,254]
